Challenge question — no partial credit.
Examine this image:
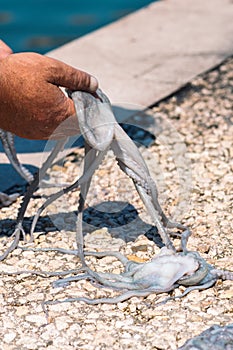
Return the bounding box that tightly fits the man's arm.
[0,40,98,139]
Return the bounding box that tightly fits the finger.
[64,96,76,117]
[46,57,98,93]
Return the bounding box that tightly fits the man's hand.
[0,46,98,139]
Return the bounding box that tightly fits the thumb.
[46,56,98,93]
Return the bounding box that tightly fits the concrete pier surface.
[48,0,233,107]
[1,0,233,191]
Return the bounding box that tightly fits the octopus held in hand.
[0,89,190,261]
[1,89,232,311]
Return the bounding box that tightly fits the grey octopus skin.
[0,88,192,261]
[0,129,34,207]
[0,89,232,309]
[38,89,191,252]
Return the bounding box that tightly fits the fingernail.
[89,75,98,92]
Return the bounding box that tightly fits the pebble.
[25,314,47,325]
[55,320,69,331]
[223,289,233,298]
[15,306,30,317]
[3,332,17,343]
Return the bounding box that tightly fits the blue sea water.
[0,0,153,54]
